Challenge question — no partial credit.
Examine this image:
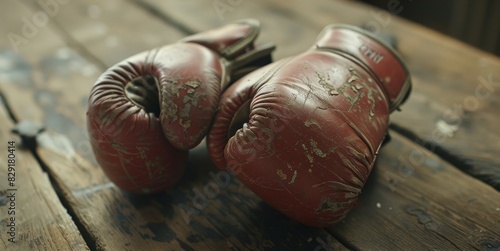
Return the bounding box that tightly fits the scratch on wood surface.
[436,119,459,137]
[72,182,114,197]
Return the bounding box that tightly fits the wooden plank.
[1,0,345,250]
[0,0,102,158]
[36,139,347,250]
[23,0,186,67]
[135,0,320,59]
[0,92,89,250]
[258,0,500,190]
[329,131,500,250]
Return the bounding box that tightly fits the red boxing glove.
[208,24,411,227]
[87,19,274,194]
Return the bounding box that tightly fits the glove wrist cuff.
[315,25,412,112]
[224,43,275,86]
[179,19,262,59]
[179,19,276,90]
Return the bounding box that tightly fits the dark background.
[360,0,500,55]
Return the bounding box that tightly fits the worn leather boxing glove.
[87,19,274,194]
[208,24,411,227]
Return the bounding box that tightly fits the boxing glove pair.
[87,20,411,227]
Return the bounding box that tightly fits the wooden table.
[1,0,499,250]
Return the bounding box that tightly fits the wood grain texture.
[136,0,320,60]
[0,0,102,164]
[35,141,346,250]
[0,92,89,250]
[26,0,186,67]
[329,131,500,250]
